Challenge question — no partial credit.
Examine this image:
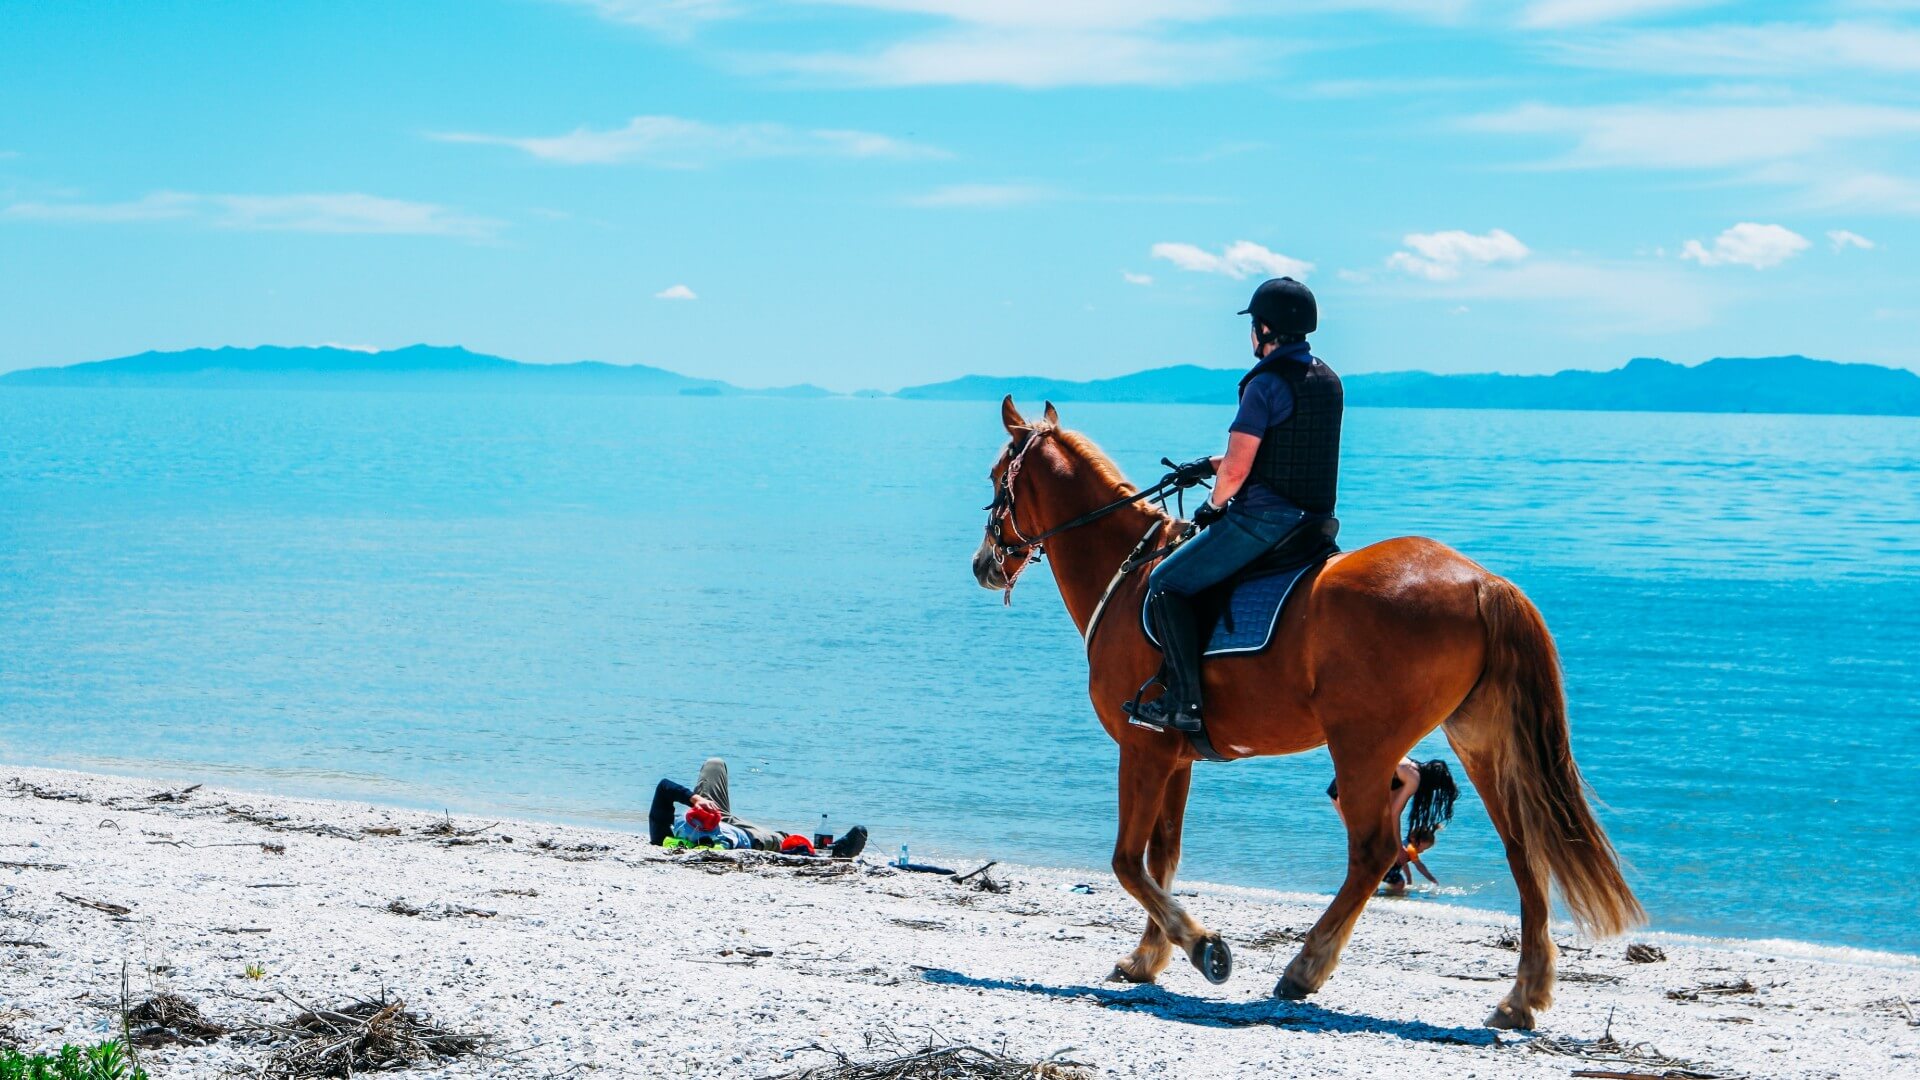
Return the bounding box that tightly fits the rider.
[1124,276,1342,732]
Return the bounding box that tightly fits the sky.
[2,0,1917,391]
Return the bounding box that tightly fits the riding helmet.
[1238,276,1317,335]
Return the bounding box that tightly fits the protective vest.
[1240,357,1342,514]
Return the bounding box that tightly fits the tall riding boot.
[1126,590,1206,733]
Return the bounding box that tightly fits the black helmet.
[1238,276,1317,337]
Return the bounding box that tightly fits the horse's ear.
[1042,400,1059,426]
[1001,395,1026,434]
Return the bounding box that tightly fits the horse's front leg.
[1111,764,1192,983]
[1108,750,1232,985]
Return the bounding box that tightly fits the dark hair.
[1405,759,1459,846]
[1252,317,1306,348]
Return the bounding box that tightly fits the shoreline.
[26,752,1914,964]
[4,764,1915,1078]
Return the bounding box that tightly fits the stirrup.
[1123,680,1203,734]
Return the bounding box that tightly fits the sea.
[2,388,1916,955]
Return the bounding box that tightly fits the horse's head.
[972,395,1060,594]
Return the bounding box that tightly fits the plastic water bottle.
[897,844,910,869]
[814,813,832,849]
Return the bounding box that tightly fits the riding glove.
[1191,501,1226,530]
[1166,456,1217,489]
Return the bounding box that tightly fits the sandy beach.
[2,765,1914,1078]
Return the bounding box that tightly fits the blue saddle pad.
[1143,560,1318,658]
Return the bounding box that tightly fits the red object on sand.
[781,834,816,856]
[685,805,721,832]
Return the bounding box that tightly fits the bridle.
[982,428,1198,605]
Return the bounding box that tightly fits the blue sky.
[3,0,1917,390]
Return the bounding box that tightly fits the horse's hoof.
[1189,936,1232,985]
[1274,975,1313,1000]
[1107,963,1150,984]
[1485,1004,1536,1031]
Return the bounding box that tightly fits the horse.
[970,397,1643,1030]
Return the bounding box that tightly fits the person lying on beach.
[1327,757,1459,895]
[648,757,868,858]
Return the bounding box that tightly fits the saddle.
[1142,516,1341,658]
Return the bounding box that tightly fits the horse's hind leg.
[1445,708,1556,1029]
[1111,764,1191,983]
[1277,747,1403,999]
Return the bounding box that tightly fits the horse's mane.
[1026,422,1169,521]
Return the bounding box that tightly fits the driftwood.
[127,992,225,1047]
[247,992,489,1079]
[774,1036,1091,1080]
[57,891,133,916]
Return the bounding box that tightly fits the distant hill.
[0,344,833,397]
[9,347,1918,416]
[899,355,1920,417]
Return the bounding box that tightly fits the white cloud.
[1122,271,1154,285]
[550,0,736,36]
[654,284,699,300]
[1519,0,1722,28]
[1827,229,1877,251]
[1151,240,1312,280]
[3,191,497,238]
[1679,222,1810,269]
[1547,21,1920,75]
[1391,259,1722,333]
[1386,228,1530,281]
[763,29,1253,88]
[1465,101,1920,170]
[431,115,945,166]
[903,183,1054,208]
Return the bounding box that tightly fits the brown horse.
[970,398,1643,1030]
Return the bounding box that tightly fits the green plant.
[243,963,266,981]
[0,1040,148,1080]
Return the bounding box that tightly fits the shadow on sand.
[917,968,1499,1046]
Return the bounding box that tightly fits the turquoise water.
[2,388,1917,953]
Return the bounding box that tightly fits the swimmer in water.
[1327,757,1459,895]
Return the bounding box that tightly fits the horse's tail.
[1475,576,1645,938]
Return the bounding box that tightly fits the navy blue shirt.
[1227,341,1316,512]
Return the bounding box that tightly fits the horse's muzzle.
[972,536,1007,590]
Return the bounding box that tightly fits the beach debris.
[1665,978,1758,1002]
[954,863,1007,894]
[1248,926,1309,949]
[1526,1009,1738,1079]
[422,815,499,840]
[56,892,132,916]
[1864,996,1918,1026]
[0,860,69,871]
[383,898,495,920]
[1566,1060,1751,1068]
[363,826,402,837]
[1488,929,1521,951]
[7,778,91,803]
[889,918,947,932]
[145,784,202,804]
[126,992,225,1048]
[211,927,271,935]
[775,1032,1091,1080]
[488,887,539,898]
[248,993,488,1079]
[1626,943,1667,964]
